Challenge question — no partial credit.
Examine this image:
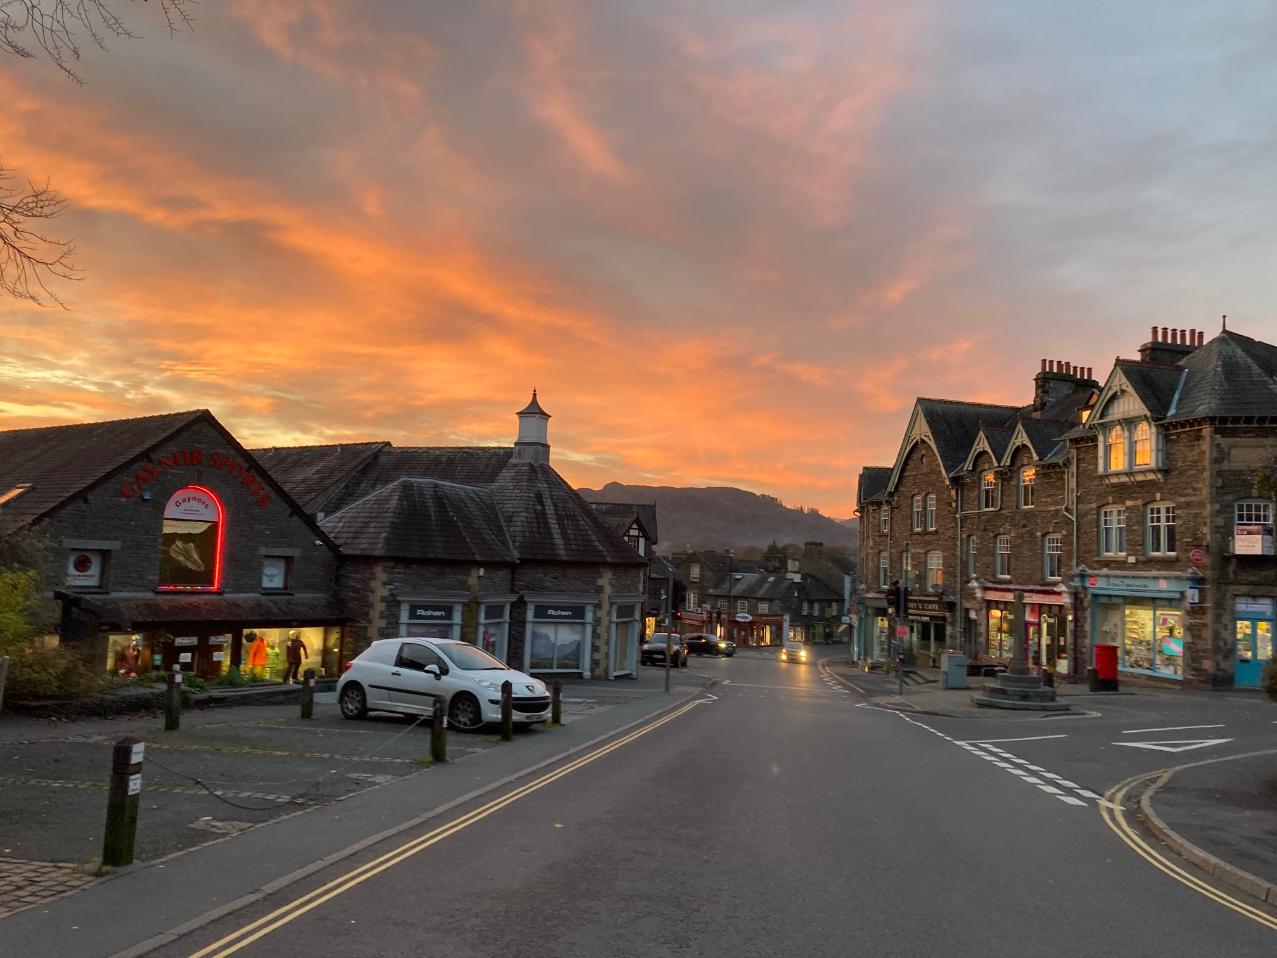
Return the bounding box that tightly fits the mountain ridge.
[578,482,858,553]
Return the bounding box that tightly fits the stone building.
[856,322,1277,689]
[256,393,649,680]
[0,410,345,679]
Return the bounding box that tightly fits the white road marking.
[1037,785,1064,795]
[1025,765,1046,772]
[1113,738,1233,754]
[1056,780,1081,788]
[1120,724,1225,734]
[1077,790,1102,799]
[1057,795,1087,806]
[954,734,1069,745]
[1021,777,1045,784]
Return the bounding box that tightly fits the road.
[155,649,1277,957]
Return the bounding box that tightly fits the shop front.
[1234,596,1275,688]
[81,595,347,681]
[609,601,641,678]
[981,587,1071,676]
[1080,573,1191,681]
[525,601,592,676]
[905,595,950,665]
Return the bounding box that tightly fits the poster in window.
[66,550,104,588]
[158,487,223,591]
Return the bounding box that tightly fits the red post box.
[1094,643,1119,681]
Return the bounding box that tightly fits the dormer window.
[1019,467,1036,509]
[980,472,999,510]
[1132,421,1152,467]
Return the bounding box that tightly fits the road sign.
[896,626,909,638]
[1113,738,1233,754]
[1190,548,1205,566]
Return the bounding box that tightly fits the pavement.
[0,668,708,934]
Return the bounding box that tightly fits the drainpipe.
[954,479,963,656]
[1061,445,1079,681]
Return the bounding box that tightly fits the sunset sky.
[3,2,1277,518]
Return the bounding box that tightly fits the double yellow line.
[188,698,704,958]
[1099,772,1277,932]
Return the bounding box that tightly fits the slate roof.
[489,461,647,565]
[1167,329,1277,421]
[321,447,515,514]
[708,571,793,600]
[1017,419,1071,462]
[587,501,659,545]
[1115,362,1183,419]
[916,399,1020,477]
[251,442,388,512]
[320,478,517,563]
[1037,384,1099,423]
[980,424,1015,462]
[0,410,206,532]
[857,467,891,504]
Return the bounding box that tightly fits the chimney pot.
[1197,330,1204,347]
[1160,326,1169,342]
[1179,328,1187,344]
[1086,366,1093,379]
[1040,358,1047,372]
[1150,325,1158,342]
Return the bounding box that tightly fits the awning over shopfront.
[980,586,1069,606]
[55,590,347,630]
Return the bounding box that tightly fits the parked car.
[337,638,551,731]
[779,641,810,664]
[640,632,688,667]
[684,633,736,657]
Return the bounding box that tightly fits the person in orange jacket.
[246,630,268,679]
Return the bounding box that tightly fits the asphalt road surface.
[156,651,1277,958]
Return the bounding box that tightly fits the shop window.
[400,602,460,640]
[1234,500,1275,555]
[878,550,889,588]
[157,486,224,592]
[1146,503,1176,555]
[610,603,639,678]
[987,608,1012,659]
[1044,534,1063,580]
[925,493,937,531]
[1105,425,1125,472]
[926,551,943,592]
[981,472,999,510]
[1132,421,1152,467]
[911,495,923,531]
[995,536,1011,578]
[480,603,510,661]
[528,604,588,672]
[966,535,976,579]
[66,549,108,590]
[1019,467,1036,509]
[260,555,293,592]
[1100,506,1126,556]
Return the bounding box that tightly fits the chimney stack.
[1139,326,1203,365]
[1034,355,1099,411]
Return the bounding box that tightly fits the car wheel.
[339,683,367,720]
[448,692,484,731]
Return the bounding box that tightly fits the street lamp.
[726,548,734,647]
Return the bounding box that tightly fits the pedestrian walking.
[283,630,308,684]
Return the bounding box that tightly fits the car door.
[387,642,447,714]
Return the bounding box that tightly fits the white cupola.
[513,389,551,464]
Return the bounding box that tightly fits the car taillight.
[341,661,354,672]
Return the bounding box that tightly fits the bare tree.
[0,0,194,305]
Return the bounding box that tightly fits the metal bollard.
[500,680,513,741]
[164,668,183,732]
[300,668,316,719]
[102,737,144,867]
[551,678,562,726]
[431,699,447,763]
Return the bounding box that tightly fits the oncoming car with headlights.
[779,641,810,664]
[337,638,551,731]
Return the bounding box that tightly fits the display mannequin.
[283,630,308,684]
[246,630,268,679]
[116,640,141,678]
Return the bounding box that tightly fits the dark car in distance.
[640,632,688,667]
[684,633,736,657]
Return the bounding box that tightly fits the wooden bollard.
[300,668,316,719]
[102,737,144,867]
[551,678,562,726]
[500,680,513,741]
[164,668,183,732]
[431,699,447,763]
[0,655,9,713]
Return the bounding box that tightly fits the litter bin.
[940,652,968,689]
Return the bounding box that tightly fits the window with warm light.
[926,551,943,591]
[981,472,998,510]
[157,486,224,592]
[1133,421,1152,467]
[1106,425,1125,472]
[1019,467,1036,508]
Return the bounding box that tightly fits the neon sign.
[157,485,225,591]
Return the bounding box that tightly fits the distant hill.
[577,483,858,553]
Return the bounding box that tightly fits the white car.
[336,638,551,731]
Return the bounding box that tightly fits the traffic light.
[885,580,900,614]
[897,579,909,619]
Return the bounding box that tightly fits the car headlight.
[475,678,501,691]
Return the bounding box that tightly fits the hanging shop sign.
[119,447,272,508]
[906,595,948,621]
[65,550,104,588]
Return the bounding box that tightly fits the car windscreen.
[648,634,676,643]
[439,643,508,670]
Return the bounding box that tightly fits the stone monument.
[971,590,1070,711]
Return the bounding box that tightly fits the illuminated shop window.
[157,486,224,591]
